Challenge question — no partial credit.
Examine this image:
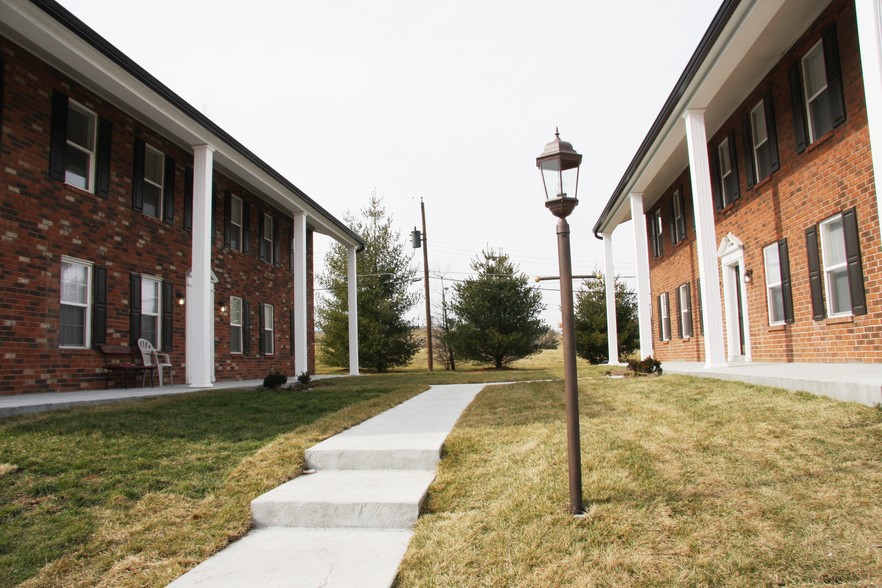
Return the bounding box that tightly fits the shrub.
[263,371,288,389]
[626,356,662,376]
[297,371,311,385]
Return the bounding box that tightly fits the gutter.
[592,0,741,240]
[30,0,365,252]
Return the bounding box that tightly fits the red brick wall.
[646,0,881,364]
[0,35,317,394]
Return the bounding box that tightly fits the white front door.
[718,234,751,362]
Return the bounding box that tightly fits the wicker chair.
[137,338,174,386]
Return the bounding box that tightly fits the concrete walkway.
[167,383,487,588]
[663,361,882,406]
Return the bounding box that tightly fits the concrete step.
[166,527,412,588]
[251,470,436,530]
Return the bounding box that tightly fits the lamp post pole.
[421,198,433,372]
[537,129,585,516]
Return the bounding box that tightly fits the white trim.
[59,256,92,349]
[262,303,275,356]
[762,243,786,326]
[229,295,243,354]
[718,233,751,362]
[139,274,162,350]
[292,212,308,375]
[659,292,671,342]
[819,213,852,318]
[64,99,97,192]
[186,144,215,388]
[629,193,654,359]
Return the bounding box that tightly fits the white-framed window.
[141,276,162,348]
[262,303,274,355]
[649,208,664,258]
[658,292,671,342]
[819,213,851,317]
[59,257,92,348]
[230,296,243,354]
[763,243,786,325]
[230,195,243,251]
[750,100,773,180]
[672,189,686,244]
[717,137,736,207]
[261,213,274,262]
[142,144,165,220]
[677,283,692,339]
[64,100,97,191]
[802,40,833,143]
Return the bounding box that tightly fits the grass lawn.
[0,362,557,587]
[396,367,882,587]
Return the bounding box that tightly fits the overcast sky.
[58,0,721,328]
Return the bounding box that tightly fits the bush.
[626,356,662,376]
[263,371,288,389]
[297,371,311,385]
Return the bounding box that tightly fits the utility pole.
[411,199,433,372]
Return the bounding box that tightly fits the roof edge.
[29,0,365,252]
[592,0,742,239]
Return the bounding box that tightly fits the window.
[64,101,97,191]
[763,240,797,326]
[717,137,737,207]
[677,283,692,339]
[230,195,243,251]
[648,209,664,258]
[59,258,92,347]
[141,276,161,348]
[142,145,164,219]
[230,296,243,354]
[260,303,274,355]
[819,215,851,317]
[260,213,274,263]
[671,189,686,244]
[806,209,867,320]
[789,25,845,152]
[746,95,779,185]
[658,292,671,342]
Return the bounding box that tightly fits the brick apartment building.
[593,0,882,373]
[0,0,364,395]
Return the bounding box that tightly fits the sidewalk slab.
[166,527,412,588]
[251,470,436,529]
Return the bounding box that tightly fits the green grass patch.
[397,370,882,587]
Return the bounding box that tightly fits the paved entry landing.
[167,383,486,588]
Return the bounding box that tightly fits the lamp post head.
[537,128,582,218]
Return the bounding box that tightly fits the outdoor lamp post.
[537,128,585,515]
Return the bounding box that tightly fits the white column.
[629,193,654,359]
[683,109,727,367]
[292,212,308,375]
[347,245,359,375]
[602,232,623,365]
[856,0,882,242]
[187,144,215,387]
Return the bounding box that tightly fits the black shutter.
[132,138,145,212]
[211,179,218,243]
[290,228,295,273]
[129,273,142,345]
[710,146,723,210]
[823,24,846,128]
[242,300,251,354]
[728,129,741,202]
[805,225,826,320]
[224,191,232,248]
[258,213,266,261]
[779,238,794,324]
[273,217,280,265]
[647,213,658,258]
[258,303,266,354]
[742,116,756,188]
[765,93,780,173]
[684,283,693,338]
[92,266,107,347]
[243,202,251,255]
[676,287,682,339]
[162,281,174,351]
[163,155,175,224]
[842,208,867,315]
[96,118,112,198]
[49,91,68,181]
[788,64,808,153]
[183,167,193,231]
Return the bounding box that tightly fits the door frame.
[718,233,751,362]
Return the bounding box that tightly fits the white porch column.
[187,144,215,387]
[683,109,727,367]
[856,0,882,242]
[292,212,308,375]
[629,193,654,359]
[601,232,623,365]
[347,245,359,375]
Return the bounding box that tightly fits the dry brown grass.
[396,371,882,587]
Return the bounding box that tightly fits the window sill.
[826,314,854,325]
[750,175,773,192]
[59,346,95,353]
[806,129,835,153]
[63,183,97,199]
[767,324,786,332]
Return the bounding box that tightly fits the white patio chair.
[137,338,174,386]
